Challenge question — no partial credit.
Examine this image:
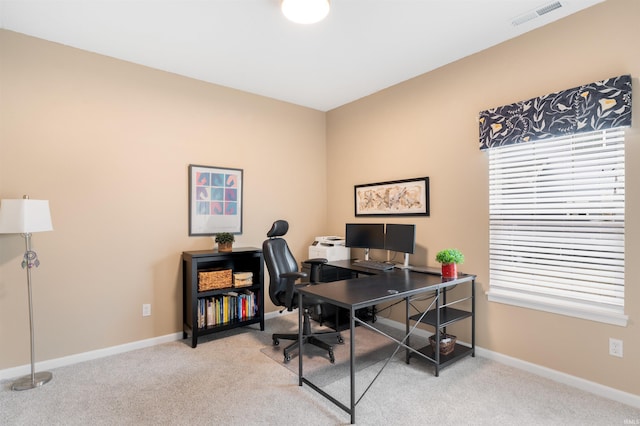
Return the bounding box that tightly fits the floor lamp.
[0,196,54,391]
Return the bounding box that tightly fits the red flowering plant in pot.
[435,248,464,279]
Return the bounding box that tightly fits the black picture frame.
[354,177,429,217]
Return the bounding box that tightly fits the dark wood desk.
[297,262,475,424]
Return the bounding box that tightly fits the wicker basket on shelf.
[198,269,233,291]
[429,333,457,356]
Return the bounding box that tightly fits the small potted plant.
[215,232,235,252]
[435,248,464,278]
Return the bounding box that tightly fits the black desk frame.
[297,264,475,424]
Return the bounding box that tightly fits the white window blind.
[487,129,627,326]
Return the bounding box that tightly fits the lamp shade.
[281,0,330,24]
[0,199,53,234]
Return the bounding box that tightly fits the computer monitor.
[385,224,416,268]
[345,223,385,260]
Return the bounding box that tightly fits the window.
[487,129,627,326]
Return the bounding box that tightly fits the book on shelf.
[206,299,214,326]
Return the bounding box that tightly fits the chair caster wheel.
[329,351,335,364]
[284,353,292,363]
[337,336,344,344]
[273,338,279,346]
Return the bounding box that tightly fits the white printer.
[308,236,351,261]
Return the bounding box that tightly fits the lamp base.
[11,371,53,391]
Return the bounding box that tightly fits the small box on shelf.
[233,271,253,287]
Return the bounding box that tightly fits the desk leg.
[405,296,411,364]
[472,279,476,357]
[435,288,441,377]
[298,292,303,386]
[350,306,356,424]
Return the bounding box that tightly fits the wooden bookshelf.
[182,247,264,348]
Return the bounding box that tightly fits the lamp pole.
[11,231,53,390]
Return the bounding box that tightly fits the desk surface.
[299,261,475,310]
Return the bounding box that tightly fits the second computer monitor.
[384,224,416,254]
[385,223,416,268]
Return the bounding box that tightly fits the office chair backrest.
[263,220,299,308]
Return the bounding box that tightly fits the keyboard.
[353,259,395,271]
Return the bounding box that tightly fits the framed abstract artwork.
[189,164,243,236]
[354,177,429,217]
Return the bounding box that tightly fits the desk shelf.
[407,285,475,376]
[414,342,474,368]
[409,307,472,328]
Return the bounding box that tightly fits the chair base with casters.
[273,306,343,363]
[263,219,343,364]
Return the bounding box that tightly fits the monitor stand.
[394,253,411,269]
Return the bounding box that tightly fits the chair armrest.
[303,258,327,283]
[304,258,328,265]
[281,271,308,280]
[281,271,307,310]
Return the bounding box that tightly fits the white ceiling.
[0,0,604,111]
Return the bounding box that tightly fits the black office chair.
[263,220,343,363]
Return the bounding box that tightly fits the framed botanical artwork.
[189,164,243,236]
[354,177,429,217]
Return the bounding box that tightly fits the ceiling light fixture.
[281,0,330,25]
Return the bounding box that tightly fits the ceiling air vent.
[512,1,563,26]
[537,1,562,15]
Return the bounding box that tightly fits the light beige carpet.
[3,313,640,425]
[260,314,424,387]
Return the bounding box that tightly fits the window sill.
[487,290,628,327]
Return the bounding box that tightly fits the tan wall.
[326,0,640,395]
[0,30,327,368]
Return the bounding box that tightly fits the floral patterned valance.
[478,75,632,150]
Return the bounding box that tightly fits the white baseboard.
[476,346,640,409]
[376,317,640,410]
[1,314,288,381]
[2,315,639,411]
[265,310,290,320]
[0,332,183,381]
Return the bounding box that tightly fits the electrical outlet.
[142,304,151,317]
[609,338,623,358]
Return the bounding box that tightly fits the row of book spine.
[197,290,257,328]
